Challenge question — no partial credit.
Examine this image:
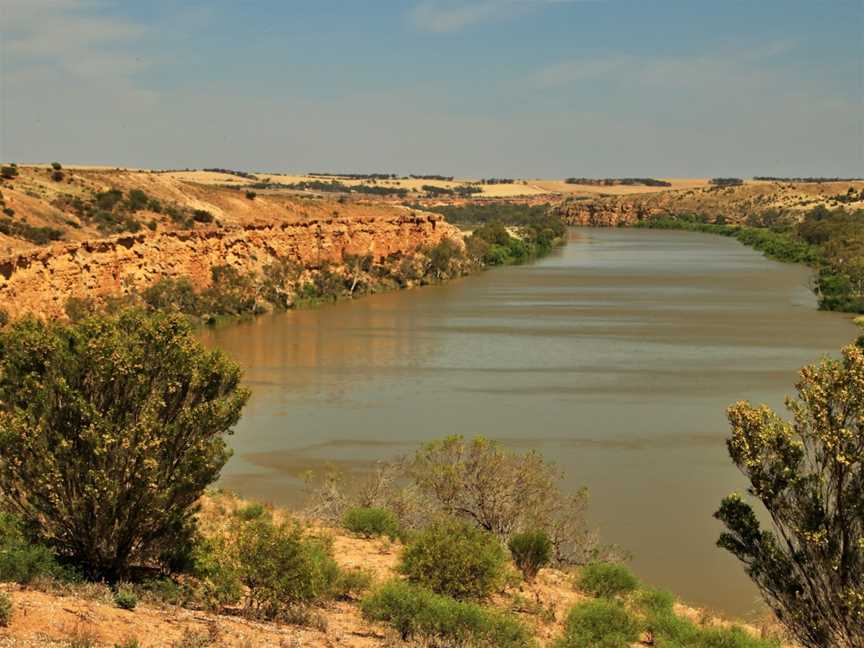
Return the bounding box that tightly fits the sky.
[1,0,862,177]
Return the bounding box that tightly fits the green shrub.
[234,502,267,521]
[192,209,214,223]
[0,512,62,584]
[51,162,62,170]
[114,639,140,648]
[399,517,506,600]
[0,310,249,580]
[0,166,18,180]
[577,562,639,599]
[633,587,675,615]
[508,531,552,582]
[361,580,535,647]
[232,517,340,619]
[332,567,373,600]
[555,599,640,648]
[343,507,399,539]
[51,170,64,182]
[114,589,137,610]
[142,277,200,315]
[0,591,11,627]
[245,190,256,200]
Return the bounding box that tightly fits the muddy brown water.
[200,228,857,619]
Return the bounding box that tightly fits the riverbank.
[0,490,793,648]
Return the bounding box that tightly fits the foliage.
[114,589,137,610]
[405,435,618,565]
[709,178,744,187]
[0,592,11,627]
[508,531,552,582]
[234,502,267,521]
[332,567,373,600]
[361,580,535,648]
[342,507,400,539]
[715,342,864,648]
[0,166,18,180]
[577,562,639,599]
[0,512,64,584]
[0,217,64,245]
[232,517,339,619]
[399,517,506,600]
[245,190,256,200]
[51,170,65,182]
[564,177,671,187]
[0,310,249,580]
[554,599,640,648]
[51,162,62,170]
[141,277,200,314]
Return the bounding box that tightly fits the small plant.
[577,562,638,599]
[361,580,534,647]
[555,599,640,648]
[508,530,552,582]
[51,162,62,170]
[114,639,140,648]
[0,166,18,180]
[114,589,137,610]
[333,567,373,600]
[399,517,506,600]
[192,209,214,223]
[0,591,11,627]
[234,502,267,521]
[67,624,99,648]
[343,507,399,539]
[245,190,256,200]
[51,170,65,182]
[0,512,62,584]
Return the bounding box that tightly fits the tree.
[0,309,250,580]
[715,343,864,647]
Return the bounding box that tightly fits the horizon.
[2,0,863,177]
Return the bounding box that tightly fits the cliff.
[0,212,460,319]
[554,180,864,226]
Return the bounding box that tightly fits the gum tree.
[715,343,864,647]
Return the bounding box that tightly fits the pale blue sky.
[2,0,862,177]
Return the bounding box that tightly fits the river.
[200,227,857,619]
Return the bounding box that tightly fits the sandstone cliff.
[0,212,460,319]
[553,180,864,227]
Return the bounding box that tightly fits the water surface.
[201,228,857,618]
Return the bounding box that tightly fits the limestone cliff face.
[0,212,460,319]
[553,196,658,227]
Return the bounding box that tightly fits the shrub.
[114,589,137,610]
[51,170,64,182]
[555,599,640,648]
[0,310,250,580]
[228,517,340,619]
[234,502,267,521]
[192,209,214,224]
[0,166,18,180]
[633,587,675,616]
[715,342,864,648]
[0,309,7,328]
[51,162,62,170]
[114,639,140,648]
[332,567,373,600]
[245,190,256,200]
[399,517,506,600]
[361,580,535,647]
[343,507,399,539]
[508,531,552,582]
[577,562,639,599]
[141,277,200,314]
[0,592,11,627]
[0,512,62,584]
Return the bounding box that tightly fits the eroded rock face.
[0,213,461,319]
[553,197,658,226]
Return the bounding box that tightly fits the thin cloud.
[408,0,596,33]
[536,40,799,88]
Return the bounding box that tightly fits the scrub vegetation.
[637,206,864,313]
[0,306,854,645]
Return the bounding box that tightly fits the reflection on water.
[200,228,857,618]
